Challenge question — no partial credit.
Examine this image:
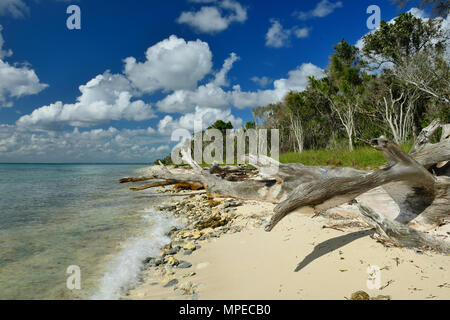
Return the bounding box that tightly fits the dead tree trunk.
[358,204,450,254]
[121,120,450,252]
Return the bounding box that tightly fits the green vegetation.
[157,12,448,170]
[279,142,413,170]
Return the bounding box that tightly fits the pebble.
[183,242,197,251]
[177,261,193,269]
[162,279,178,288]
[166,256,179,266]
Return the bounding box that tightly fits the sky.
[0,0,439,163]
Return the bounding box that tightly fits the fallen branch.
[358,204,450,254]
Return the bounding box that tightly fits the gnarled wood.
[265,136,442,232]
[358,204,450,254]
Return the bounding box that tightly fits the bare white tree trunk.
[382,87,418,144]
[289,114,304,153]
[328,98,356,151]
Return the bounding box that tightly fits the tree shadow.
[294,229,375,272]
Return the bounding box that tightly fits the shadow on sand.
[294,229,375,272]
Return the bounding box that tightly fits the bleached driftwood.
[121,120,450,252]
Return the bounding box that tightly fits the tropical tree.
[311,40,367,150]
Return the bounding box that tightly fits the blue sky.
[0,0,431,162]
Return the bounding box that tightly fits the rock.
[183,272,196,278]
[166,256,179,266]
[177,261,193,269]
[177,281,195,295]
[182,249,193,255]
[166,246,181,255]
[162,279,178,288]
[191,230,202,239]
[153,258,164,266]
[195,215,230,230]
[350,291,370,300]
[183,242,196,251]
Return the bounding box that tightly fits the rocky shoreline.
[123,188,267,299]
[122,183,450,300]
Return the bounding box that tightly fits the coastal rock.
[162,279,178,288]
[177,281,195,295]
[177,261,192,269]
[195,215,230,230]
[183,272,196,278]
[165,256,179,266]
[191,230,202,239]
[183,242,196,251]
[350,291,370,300]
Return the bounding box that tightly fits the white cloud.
[157,106,242,134]
[124,35,213,94]
[213,52,239,87]
[0,25,48,107]
[231,62,326,108]
[177,0,247,34]
[294,27,311,39]
[265,19,292,48]
[16,71,155,130]
[251,76,271,87]
[0,124,169,163]
[265,20,310,48]
[295,0,343,20]
[156,52,238,113]
[157,61,325,112]
[0,0,28,18]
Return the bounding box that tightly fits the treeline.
[155,12,449,165]
[253,12,449,153]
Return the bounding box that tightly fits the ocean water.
[0,164,178,300]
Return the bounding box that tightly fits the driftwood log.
[120,120,450,253]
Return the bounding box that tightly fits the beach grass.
[279,142,413,170]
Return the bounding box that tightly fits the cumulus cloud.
[295,0,343,20]
[10,34,325,162]
[157,106,242,135]
[0,25,48,107]
[265,20,311,48]
[177,0,247,34]
[157,60,325,112]
[0,124,169,163]
[251,76,271,87]
[0,0,28,18]
[16,71,155,130]
[124,35,213,94]
[265,19,292,48]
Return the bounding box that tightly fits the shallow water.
[0,164,175,300]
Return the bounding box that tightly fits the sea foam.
[91,208,179,300]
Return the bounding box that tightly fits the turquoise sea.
[0,164,178,300]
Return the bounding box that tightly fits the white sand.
[126,197,450,300]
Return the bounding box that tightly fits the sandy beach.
[124,183,450,300]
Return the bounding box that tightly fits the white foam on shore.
[91,208,179,300]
